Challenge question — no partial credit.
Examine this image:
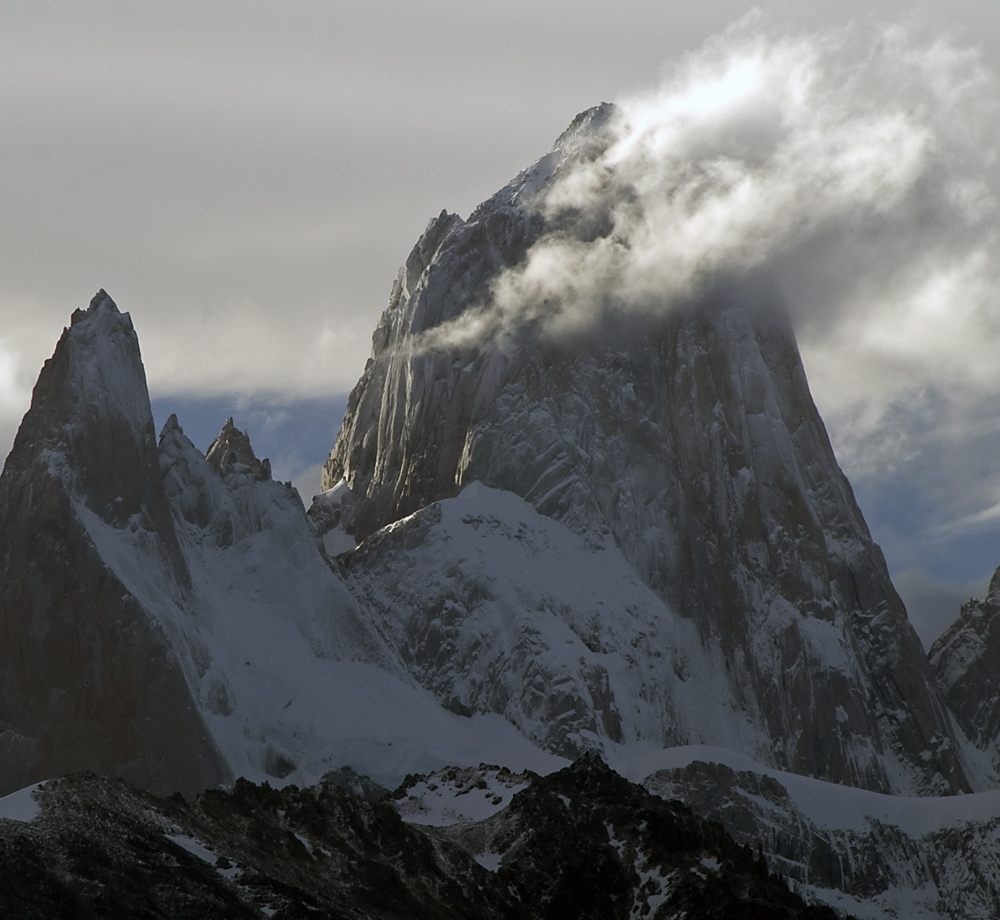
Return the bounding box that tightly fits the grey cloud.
[511,21,997,363]
[402,16,1000,591]
[5,1,1000,595]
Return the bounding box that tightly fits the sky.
[4,1,1000,645]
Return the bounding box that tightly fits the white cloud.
[411,19,1000,570]
[0,338,33,467]
[423,21,997,354]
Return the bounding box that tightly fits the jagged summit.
[321,107,972,795]
[72,287,119,323]
[476,102,619,217]
[550,100,617,156]
[205,417,271,481]
[5,288,166,531]
[0,293,225,797]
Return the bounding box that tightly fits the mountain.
[0,292,226,797]
[928,566,1000,773]
[320,105,970,796]
[0,757,842,919]
[3,105,1000,918]
[0,292,556,800]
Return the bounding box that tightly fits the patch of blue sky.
[150,393,348,503]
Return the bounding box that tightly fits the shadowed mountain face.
[930,567,1000,772]
[0,291,467,799]
[0,292,228,797]
[322,108,970,795]
[0,758,844,920]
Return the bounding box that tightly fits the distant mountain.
[929,567,1000,773]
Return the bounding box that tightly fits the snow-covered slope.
[322,106,971,795]
[632,746,1000,919]
[347,482,780,763]
[0,293,561,796]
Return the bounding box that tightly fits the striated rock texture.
[323,107,969,795]
[929,567,1000,772]
[0,292,228,797]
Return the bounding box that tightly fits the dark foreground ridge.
[0,756,844,919]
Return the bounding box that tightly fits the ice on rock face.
[324,108,973,795]
[345,483,762,763]
[929,566,1000,778]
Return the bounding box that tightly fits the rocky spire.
[5,289,173,532]
[0,292,227,797]
[205,417,271,481]
[321,112,972,795]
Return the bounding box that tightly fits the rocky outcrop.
[321,110,970,794]
[642,750,1000,920]
[0,760,844,920]
[0,292,228,797]
[205,417,271,481]
[929,567,1000,771]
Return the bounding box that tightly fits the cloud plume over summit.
[416,19,1000,584]
[483,21,998,372]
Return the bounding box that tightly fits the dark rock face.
[930,567,1000,765]
[0,293,228,797]
[321,111,968,794]
[206,417,272,481]
[452,755,844,920]
[645,757,1000,919]
[0,760,845,920]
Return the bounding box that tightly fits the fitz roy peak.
[322,104,969,796]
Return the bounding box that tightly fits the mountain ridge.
[1,104,999,918]
[319,106,972,796]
